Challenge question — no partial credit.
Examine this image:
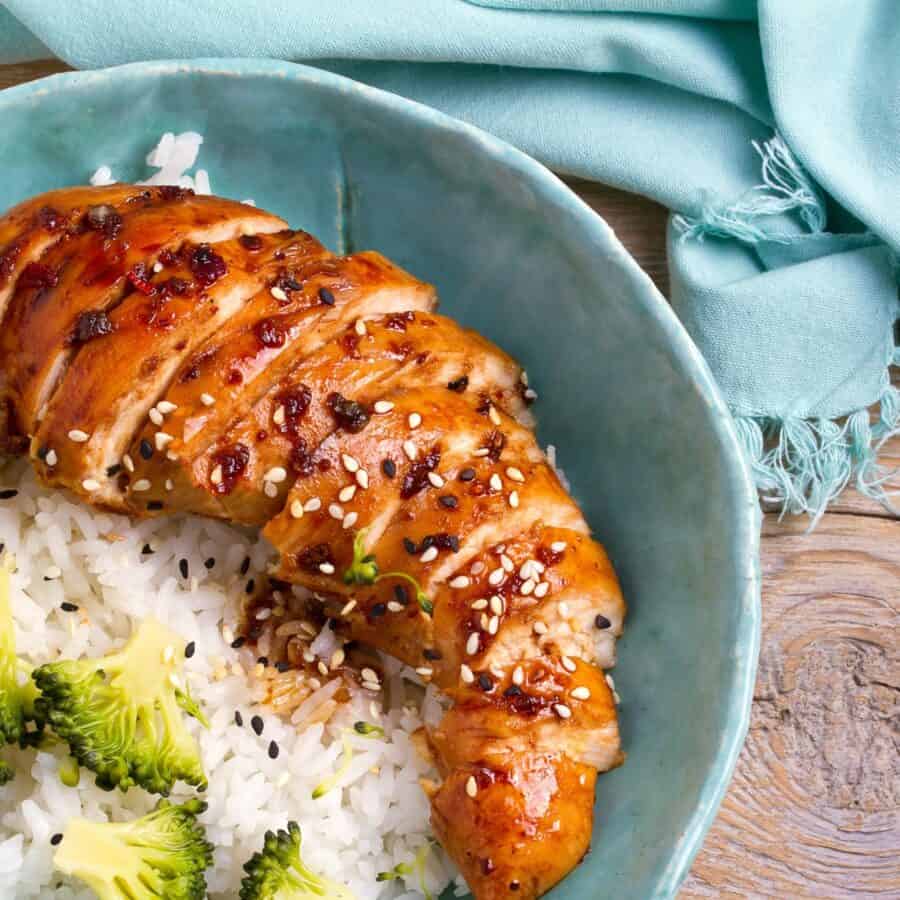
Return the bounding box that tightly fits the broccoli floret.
[33,619,208,795]
[53,798,213,899]
[0,566,42,782]
[239,821,354,900]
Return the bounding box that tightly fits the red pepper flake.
[85,204,123,239]
[401,449,441,499]
[536,544,564,567]
[385,311,415,331]
[484,430,506,462]
[189,244,227,287]
[36,206,63,232]
[289,438,315,477]
[70,309,114,345]
[275,385,312,434]
[254,318,286,348]
[157,249,178,268]
[126,262,155,296]
[18,262,59,291]
[210,443,250,494]
[158,276,191,297]
[158,185,194,202]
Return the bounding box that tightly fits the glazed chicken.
[0,185,625,900]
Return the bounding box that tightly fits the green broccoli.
[343,530,433,615]
[376,842,435,900]
[53,798,213,899]
[0,567,42,783]
[239,821,354,900]
[33,619,208,795]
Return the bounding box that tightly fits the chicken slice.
[0,189,285,451]
[32,231,308,508]
[123,255,437,521]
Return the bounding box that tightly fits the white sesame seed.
[45,449,58,467]
[408,412,422,429]
[519,561,535,580]
[290,499,304,519]
[489,473,503,491]
[148,408,164,426]
[354,319,367,336]
[606,674,616,690]
[165,479,174,491]
[512,666,524,686]
[449,576,470,589]
[508,490,520,508]
[167,450,179,461]
[342,454,359,473]
[470,560,486,575]
[272,405,286,426]
[403,440,418,460]
[319,562,335,575]
[488,567,505,586]
[506,466,525,482]
[551,541,568,553]
[270,285,288,301]
[532,560,546,573]
[210,465,223,485]
[520,370,529,385]
[153,261,164,273]
[68,429,89,443]
[613,690,622,704]
[361,668,379,683]
[255,607,272,621]
[157,400,178,414]
[420,546,438,563]
[472,448,490,458]
[328,503,344,520]
[520,579,536,596]
[387,601,404,612]
[264,481,278,498]
[525,388,537,400]
[132,479,151,492]
[330,648,346,669]
[488,615,499,635]
[154,431,173,450]
[479,612,490,631]
[554,703,572,719]
[460,664,475,684]
[373,400,394,414]
[559,601,570,617]
[534,581,550,598]
[317,660,329,676]
[343,512,358,529]
[488,406,502,425]
[356,469,369,489]
[415,666,433,678]
[466,776,478,798]
[489,595,504,615]
[561,656,576,673]
[338,485,356,503]
[471,598,488,610]
[341,599,357,616]
[304,497,322,512]
[81,478,101,492]
[162,645,175,663]
[222,625,235,644]
[427,472,445,488]
[495,544,506,554]
[362,681,381,692]
[262,466,286,484]
[571,686,591,700]
[533,621,548,635]
[466,633,480,656]
[200,393,216,407]
[500,554,514,573]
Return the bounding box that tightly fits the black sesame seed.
[419,535,435,551]
[50,833,63,846]
[245,578,255,594]
[594,614,612,630]
[268,740,280,759]
[139,439,153,460]
[447,375,469,393]
[60,602,79,612]
[147,500,163,511]
[439,495,458,509]
[318,286,335,306]
[37,446,50,461]
[240,556,251,575]
[382,458,396,478]
[0,489,18,500]
[510,882,521,891]
[504,684,522,697]
[141,543,153,555]
[327,618,338,631]
[185,641,196,659]
[204,557,215,569]
[234,710,243,727]
[394,585,410,606]
[402,537,417,555]
[459,468,476,482]
[230,636,246,649]
[106,463,122,477]
[275,661,290,673]
[257,656,269,667]
[423,647,442,660]
[251,715,264,735]
[370,602,387,618]
[178,558,189,579]
[478,673,494,692]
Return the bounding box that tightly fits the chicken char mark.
[0,185,625,900]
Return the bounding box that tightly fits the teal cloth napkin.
[2,0,898,520]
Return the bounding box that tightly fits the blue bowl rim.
[0,57,761,898]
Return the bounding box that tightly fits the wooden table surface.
[3,59,898,899]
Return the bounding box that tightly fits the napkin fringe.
[673,133,825,244]
[735,381,899,528]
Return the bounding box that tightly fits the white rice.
[0,136,461,899]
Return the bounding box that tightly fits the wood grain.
[2,59,899,898]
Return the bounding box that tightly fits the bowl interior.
[0,61,759,899]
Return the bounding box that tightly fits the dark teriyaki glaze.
[327,392,370,433]
[188,244,227,286]
[70,309,114,345]
[400,448,441,499]
[297,543,335,574]
[210,443,251,494]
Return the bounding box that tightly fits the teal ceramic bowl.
[0,59,760,899]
